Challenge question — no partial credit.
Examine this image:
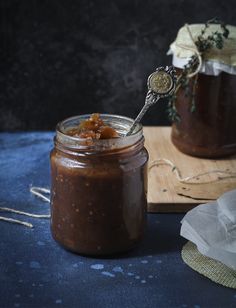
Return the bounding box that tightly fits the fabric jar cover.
[167,24,236,76]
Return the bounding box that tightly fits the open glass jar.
[168,24,236,158]
[50,114,148,256]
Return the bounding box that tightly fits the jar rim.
[55,114,143,151]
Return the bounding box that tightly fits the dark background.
[1,0,235,131]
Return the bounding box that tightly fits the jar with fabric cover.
[168,24,236,158]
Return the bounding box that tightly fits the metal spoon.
[126,66,176,136]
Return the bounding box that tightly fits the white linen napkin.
[180,189,236,270]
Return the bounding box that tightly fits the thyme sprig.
[168,18,230,122]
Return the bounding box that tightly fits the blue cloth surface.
[0,132,235,308]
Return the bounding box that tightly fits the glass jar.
[168,24,236,158]
[50,114,148,256]
[171,70,236,158]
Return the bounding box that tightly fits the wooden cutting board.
[144,127,236,213]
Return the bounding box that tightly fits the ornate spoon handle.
[126,66,176,136]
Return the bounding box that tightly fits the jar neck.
[54,114,144,157]
[55,136,145,159]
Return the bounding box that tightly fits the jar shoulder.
[50,147,148,174]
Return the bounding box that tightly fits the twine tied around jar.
[1,160,236,228]
[175,24,203,78]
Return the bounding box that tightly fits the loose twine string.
[149,159,236,183]
[0,187,50,228]
[1,159,236,228]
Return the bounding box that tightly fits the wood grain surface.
[144,127,236,213]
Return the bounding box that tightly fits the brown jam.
[67,113,119,139]
[50,114,148,256]
[171,70,236,158]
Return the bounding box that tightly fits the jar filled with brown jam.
[50,114,148,256]
[168,24,236,158]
